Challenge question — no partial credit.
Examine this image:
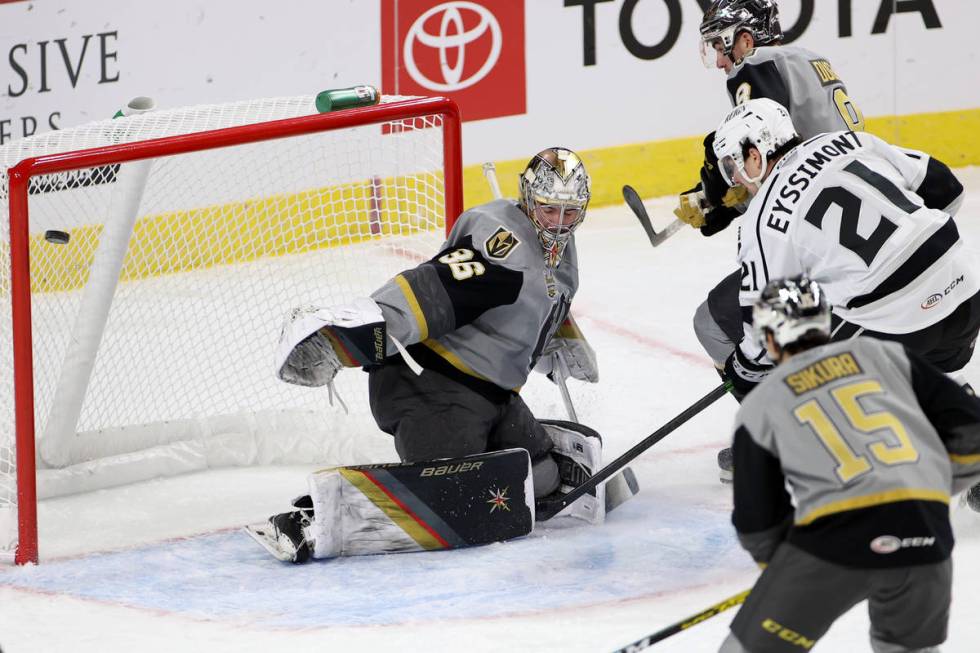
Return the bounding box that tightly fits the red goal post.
[3,95,462,565]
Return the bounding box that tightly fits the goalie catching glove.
[276,298,387,387]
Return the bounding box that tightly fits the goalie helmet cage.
[2,95,463,564]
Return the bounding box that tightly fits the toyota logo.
[403,2,502,92]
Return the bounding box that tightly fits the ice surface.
[2,170,979,652]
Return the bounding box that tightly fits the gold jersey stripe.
[950,452,980,465]
[796,487,950,526]
[420,338,522,392]
[339,468,447,551]
[421,339,489,381]
[394,274,429,341]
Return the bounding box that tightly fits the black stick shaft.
[537,382,729,520]
[611,588,750,652]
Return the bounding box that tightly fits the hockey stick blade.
[537,382,730,521]
[605,465,639,513]
[611,588,750,651]
[622,185,684,247]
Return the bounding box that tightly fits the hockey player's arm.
[864,133,964,215]
[915,155,963,215]
[731,423,793,564]
[724,246,775,399]
[371,234,523,351]
[906,349,980,493]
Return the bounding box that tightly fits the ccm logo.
[921,276,965,309]
[870,535,936,554]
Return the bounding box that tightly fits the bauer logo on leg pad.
[420,461,484,476]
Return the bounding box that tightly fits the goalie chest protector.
[308,448,534,558]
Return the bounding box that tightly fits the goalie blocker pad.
[307,448,534,559]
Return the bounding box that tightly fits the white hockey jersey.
[736,130,978,364]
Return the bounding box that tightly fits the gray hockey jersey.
[727,45,863,137]
[371,199,577,394]
[735,130,977,365]
[732,338,980,568]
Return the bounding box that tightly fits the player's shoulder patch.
[735,81,752,105]
[484,226,521,261]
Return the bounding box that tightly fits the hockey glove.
[700,203,742,237]
[536,316,598,383]
[675,184,744,236]
[674,182,709,229]
[723,345,773,401]
[276,298,387,387]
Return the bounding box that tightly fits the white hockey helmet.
[519,147,591,267]
[752,276,831,350]
[712,98,798,189]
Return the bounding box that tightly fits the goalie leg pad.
[306,448,535,559]
[540,420,605,525]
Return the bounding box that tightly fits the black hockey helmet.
[700,0,783,62]
[752,276,831,350]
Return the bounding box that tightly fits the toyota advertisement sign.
[381,0,525,122]
[0,0,973,165]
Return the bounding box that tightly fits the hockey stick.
[611,588,751,652]
[622,185,685,247]
[551,351,579,422]
[481,161,504,201]
[537,381,730,521]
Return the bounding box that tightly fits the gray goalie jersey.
[371,199,576,395]
[727,45,863,137]
[732,338,980,568]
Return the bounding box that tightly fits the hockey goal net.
[0,94,462,564]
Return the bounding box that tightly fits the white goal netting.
[0,94,458,561]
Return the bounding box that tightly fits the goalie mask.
[699,0,782,68]
[519,147,591,267]
[713,98,797,191]
[752,276,831,351]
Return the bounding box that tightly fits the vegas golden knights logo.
[484,227,520,260]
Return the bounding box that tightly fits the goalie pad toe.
[540,420,605,525]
